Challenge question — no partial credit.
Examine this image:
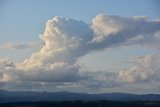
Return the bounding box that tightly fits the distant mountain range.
[0,90,160,103]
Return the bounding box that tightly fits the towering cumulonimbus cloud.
[0,14,160,88]
[17,16,93,70]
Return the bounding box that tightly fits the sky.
[0,0,160,94]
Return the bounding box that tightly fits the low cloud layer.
[0,14,160,92]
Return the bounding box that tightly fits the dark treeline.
[0,100,160,107]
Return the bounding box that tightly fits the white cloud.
[17,62,81,82]
[118,55,160,83]
[91,14,160,49]
[0,14,160,92]
[0,58,18,82]
[91,14,131,42]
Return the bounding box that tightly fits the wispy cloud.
[0,41,44,50]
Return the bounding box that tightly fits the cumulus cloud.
[91,14,160,49]
[0,58,17,82]
[118,55,160,83]
[0,14,160,90]
[18,62,81,82]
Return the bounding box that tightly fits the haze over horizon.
[0,0,160,94]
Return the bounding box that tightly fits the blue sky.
[0,0,159,43]
[0,0,159,62]
[0,0,160,93]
